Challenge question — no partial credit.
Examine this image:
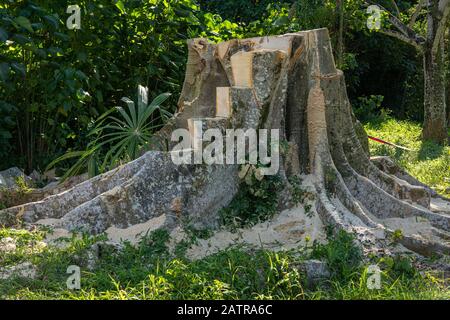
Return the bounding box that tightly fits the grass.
[0,117,449,300]
[0,226,448,300]
[364,116,450,197]
[0,228,304,300]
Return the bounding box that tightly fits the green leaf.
[120,98,136,126]
[115,0,126,14]
[31,23,44,30]
[11,62,25,77]
[0,131,12,139]
[63,101,72,112]
[45,150,86,171]
[28,5,46,14]
[273,16,290,27]
[54,32,70,41]
[96,91,104,104]
[77,51,87,62]
[43,15,59,29]
[87,154,99,178]
[14,16,34,33]
[174,8,191,17]
[12,34,31,44]
[0,28,8,42]
[0,101,16,113]
[149,92,171,108]
[0,62,9,81]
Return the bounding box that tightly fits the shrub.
[311,229,363,282]
[46,86,171,179]
[220,165,283,231]
[353,95,387,122]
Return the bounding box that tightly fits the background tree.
[368,0,450,143]
[446,26,450,125]
[336,0,345,68]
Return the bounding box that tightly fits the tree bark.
[447,69,450,126]
[446,29,450,126]
[335,0,345,68]
[422,1,448,143]
[423,41,448,142]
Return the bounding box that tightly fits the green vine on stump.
[220,164,282,231]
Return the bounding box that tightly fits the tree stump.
[1,29,449,257]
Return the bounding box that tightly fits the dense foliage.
[0,0,447,173]
[0,0,239,172]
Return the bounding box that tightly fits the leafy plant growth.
[46,86,171,180]
[220,164,283,231]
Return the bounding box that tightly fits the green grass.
[0,226,448,300]
[365,117,450,197]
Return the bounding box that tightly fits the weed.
[390,229,404,243]
[220,165,282,231]
[288,175,315,218]
[311,229,363,282]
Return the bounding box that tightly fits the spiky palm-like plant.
[47,86,171,179]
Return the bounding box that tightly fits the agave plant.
[47,86,172,180]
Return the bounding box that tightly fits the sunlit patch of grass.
[307,272,449,300]
[365,117,450,197]
[0,228,47,267]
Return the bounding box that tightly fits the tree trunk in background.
[447,83,450,126]
[447,60,450,126]
[422,2,448,144]
[335,0,344,68]
[447,72,450,126]
[423,42,448,142]
[447,29,450,126]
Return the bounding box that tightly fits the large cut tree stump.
[1,29,450,257]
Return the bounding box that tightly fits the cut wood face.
[248,34,294,54]
[187,118,203,152]
[229,48,287,110]
[216,87,231,118]
[230,51,254,88]
[216,35,292,61]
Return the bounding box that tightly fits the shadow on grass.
[418,140,445,161]
[361,117,387,131]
